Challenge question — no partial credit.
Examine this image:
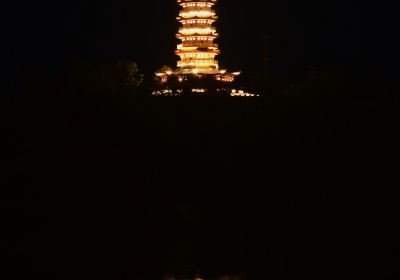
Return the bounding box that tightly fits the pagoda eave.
[178,0,217,4]
[176,34,219,38]
[179,19,217,23]
[175,50,220,55]
[177,16,218,20]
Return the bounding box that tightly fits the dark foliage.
[2,64,399,280]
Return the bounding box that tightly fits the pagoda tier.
[176,0,220,71]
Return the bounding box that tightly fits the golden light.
[179,27,216,36]
[179,11,216,19]
[176,0,221,70]
[155,0,241,89]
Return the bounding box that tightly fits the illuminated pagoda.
[156,0,240,84]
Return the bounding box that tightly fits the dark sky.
[3,2,399,279]
[3,0,366,85]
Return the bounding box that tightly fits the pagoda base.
[153,67,259,97]
[156,68,241,84]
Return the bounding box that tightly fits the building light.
[155,0,241,91]
[192,88,206,93]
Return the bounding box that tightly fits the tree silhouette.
[155,65,174,75]
[109,60,144,91]
[61,60,144,94]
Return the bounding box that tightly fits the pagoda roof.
[177,0,217,3]
[177,16,218,20]
[177,33,219,38]
[179,18,216,22]
[157,68,240,77]
[175,49,220,55]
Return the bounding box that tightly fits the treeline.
[7,58,399,102]
[6,59,398,181]
[3,59,399,280]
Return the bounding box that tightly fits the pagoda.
[156,0,240,84]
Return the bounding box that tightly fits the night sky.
[3,0,366,85]
[3,1,398,280]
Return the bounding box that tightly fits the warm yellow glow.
[182,36,214,41]
[179,11,215,18]
[177,45,199,51]
[177,48,219,53]
[181,19,215,25]
[179,27,216,35]
[176,1,220,70]
[181,2,214,9]
[177,61,218,68]
[151,0,240,84]
[192,88,206,93]
[178,52,216,58]
[230,89,258,97]
[155,1,240,86]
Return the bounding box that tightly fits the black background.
[2,1,399,280]
[3,0,366,84]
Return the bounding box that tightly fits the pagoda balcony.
[180,7,215,13]
[179,9,216,19]
[177,60,219,69]
[178,27,217,36]
[175,49,220,56]
[181,23,215,29]
[177,16,218,21]
[180,19,216,25]
[181,42,218,48]
[177,33,219,39]
[179,0,216,8]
